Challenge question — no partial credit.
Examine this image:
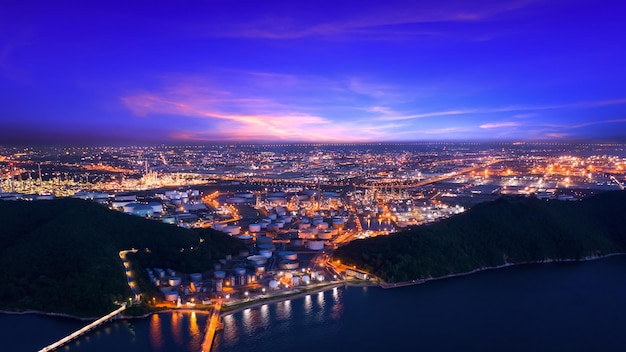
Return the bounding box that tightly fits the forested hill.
[0,198,245,317]
[334,191,626,283]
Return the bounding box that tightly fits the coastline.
[221,282,343,316]
[4,253,625,322]
[378,252,626,289]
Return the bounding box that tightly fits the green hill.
[334,191,626,283]
[0,198,245,317]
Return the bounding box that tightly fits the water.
[4,256,626,351]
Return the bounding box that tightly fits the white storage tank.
[292,276,300,286]
[268,213,277,220]
[256,236,273,245]
[298,222,311,230]
[279,251,298,260]
[214,271,226,279]
[302,275,311,284]
[224,225,241,235]
[164,292,179,302]
[318,231,332,240]
[247,255,268,265]
[280,260,299,270]
[249,223,261,232]
[307,240,324,250]
[233,267,246,276]
[168,277,182,286]
[269,280,280,289]
[259,249,272,259]
[190,273,202,282]
[317,222,329,230]
[212,223,227,231]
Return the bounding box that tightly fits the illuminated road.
[37,304,127,352]
[119,249,140,301]
[201,298,223,352]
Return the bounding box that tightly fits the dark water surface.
[4,256,626,352]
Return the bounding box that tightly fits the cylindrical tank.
[214,279,223,292]
[292,276,300,286]
[256,236,273,244]
[290,238,304,246]
[266,223,279,232]
[280,260,299,270]
[212,223,227,231]
[269,280,279,289]
[214,271,226,279]
[190,273,202,282]
[279,251,298,260]
[164,292,179,301]
[298,223,311,230]
[317,222,329,230]
[159,285,172,293]
[247,255,268,265]
[268,213,277,220]
[259,249,272,259]
[302,275,311,284]
[318,231,332,240]
[311,271,318,280]
[249,224,261,232]
[276,221,285,228]
[307,240,324,250]
[233,267,246,276]
[168,277,182,286]
[224,225,241,235]
[257,243,275,251]
[238,275,246,286]
[255,265,266,274]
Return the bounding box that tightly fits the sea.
[4,255,626,352]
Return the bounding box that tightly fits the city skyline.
[1,0,626,144]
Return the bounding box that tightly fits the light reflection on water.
[149,313,162,350]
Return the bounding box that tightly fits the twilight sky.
[1,0,625,144]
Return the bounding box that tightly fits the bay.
[4,256,626,351]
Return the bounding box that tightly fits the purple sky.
[1,0,625,144]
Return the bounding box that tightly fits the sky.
[1,0,625,144]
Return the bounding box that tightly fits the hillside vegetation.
[334,191,626,283]
[0,199,245,317]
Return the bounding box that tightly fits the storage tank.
[292,276,300,286]
[254,265,266,274]
[307,240,324,250]
[247,255,268,265]
[298,222,311,230]
[269,280,280,289]
[317,222,329,230]
[214,279,223,292]
[257,243,275,251]
[280,260,299,270]
[318,231,332,240]
[168,277,182,286]
[212,223,227,231]
[256,236,273,245]
[214,271,226,279]
[233,267,246,276]
[290,238,304,246]
[259,249,272,259]
[302,275,311,284]
[190,273,202,282]
[268,213,277,220]
[164,292,179,302]
[249,223,261,232]
[279,251,298,260]
[266,223,279,232]
[224,225,241,235]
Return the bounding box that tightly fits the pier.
[37,304,127,352]
[201,299,223,352]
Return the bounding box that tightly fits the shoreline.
[221,282,344,316]
[378,252,626,289]
[4,253,625,321]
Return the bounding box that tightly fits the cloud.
[207,1,537,40]
[480,122,520,129]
